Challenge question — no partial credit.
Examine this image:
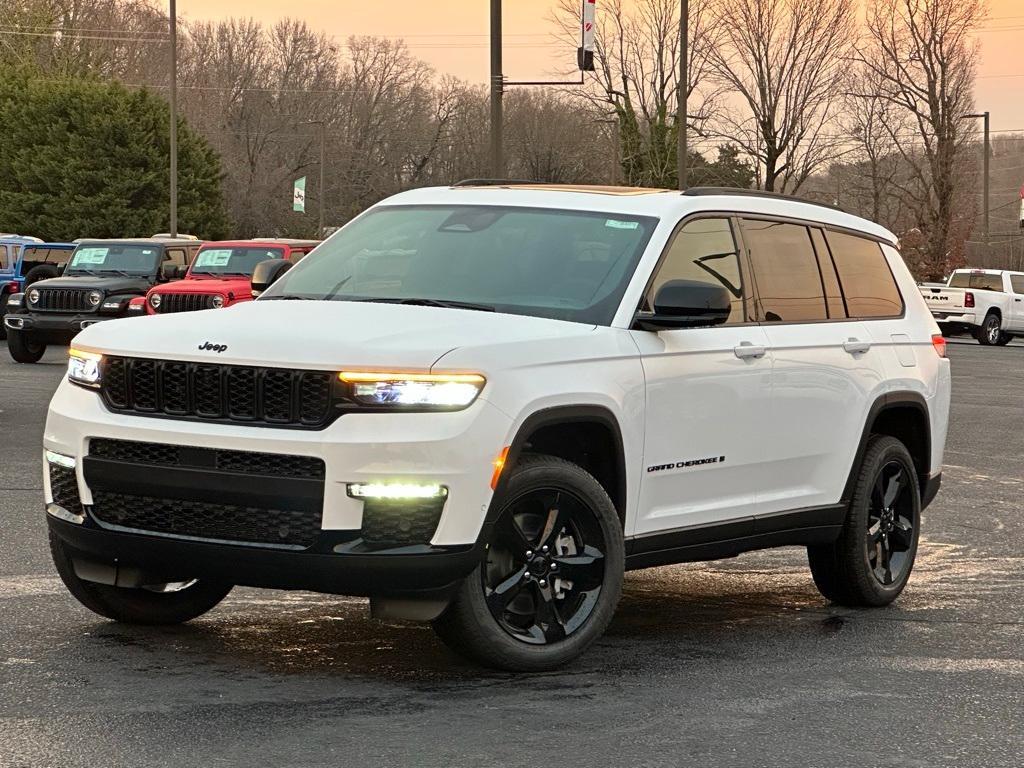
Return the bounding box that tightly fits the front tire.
[7,328,45,363]
[50,530,232,624]
[807,436,921,607]
[433,454,624,671]
[976,312,1002,346]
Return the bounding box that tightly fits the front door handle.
[734,341,767,359]
[843,338,872,354]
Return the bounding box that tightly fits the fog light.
[347,482,448,500]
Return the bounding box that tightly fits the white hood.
[73,300,597,371]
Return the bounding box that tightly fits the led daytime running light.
[347,482,448,500]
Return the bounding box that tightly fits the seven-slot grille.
[99,357,335,427]
[33,288,95,312]
[154,293,216,313]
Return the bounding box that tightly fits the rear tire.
[0,293,8,340]
[49,530,232,625]
[7,328,45,363]
[807,436,921,607]
[976,312,1002,346]
[433,454,624,671]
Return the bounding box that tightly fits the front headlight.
[338,371,485,409]
[211,294,225,309]
[150,293,162,309]
[88,290,102,307]
[28,289,40,305]
[67,348,103,389]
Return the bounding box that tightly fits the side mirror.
[636,279,731,330]
[251,259,292,297]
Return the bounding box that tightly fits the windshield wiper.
[263,294,316,301]
[98,269,132,277]
[352,297,495,312]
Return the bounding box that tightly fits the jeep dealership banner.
[293,176,306,213]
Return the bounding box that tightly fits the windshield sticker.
[194,249,233,267]
[605,219,639,230]
[72,247,109,265]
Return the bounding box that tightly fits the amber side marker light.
[490,446,511,490]
[932,335,946,358]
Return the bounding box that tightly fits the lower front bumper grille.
[90,491,322,549]
[49,464,82,515]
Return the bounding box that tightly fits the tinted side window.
[1010,275,1024,295]
[972,273,1002,292]
[165,248,188,267]
[742,219,827,322]
[0,245,8,270]
[649,218,745,324]
[825,232,904,318]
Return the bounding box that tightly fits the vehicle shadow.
[59,556,868,686]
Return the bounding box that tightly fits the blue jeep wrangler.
[0,237,76,339]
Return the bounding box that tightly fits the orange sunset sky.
[188,0,1024,134]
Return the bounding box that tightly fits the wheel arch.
[843,392,931,506]
[488,405,628,529]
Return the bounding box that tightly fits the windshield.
[66,245,159,276]
[260,205,658,325]
[191,246,285,276]
[23,247,73,266]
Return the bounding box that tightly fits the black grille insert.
[89,438,325,479]
[48,464,82,514]
[154,293,215,313]
[99,357,335,428]
[34,288,95,312]
[90,491,321,548]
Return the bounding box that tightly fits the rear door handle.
[843,338,872,354]
[734,341,767,359]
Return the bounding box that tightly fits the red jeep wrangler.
[131,239,319,315]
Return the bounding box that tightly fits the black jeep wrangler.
[4,238,201,363]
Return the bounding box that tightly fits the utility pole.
[317,121,326,235]
[964,111,990,242]
[168,0,178,237]
[677,0,689,190]
[490,0,504,178]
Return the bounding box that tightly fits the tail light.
[932,334,946,358]
[964,292,975,308]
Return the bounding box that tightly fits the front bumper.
[48,515,481,598]
[44,379,513,596]
[4,310,108,340]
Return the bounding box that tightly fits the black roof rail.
[683,186,845,213]
[451,178,548,187]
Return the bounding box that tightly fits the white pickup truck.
[920,268,1024,345]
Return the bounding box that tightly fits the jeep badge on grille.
[198,342,228,353]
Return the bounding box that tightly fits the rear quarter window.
[825,231,903,318]
[1010,275,1024,295]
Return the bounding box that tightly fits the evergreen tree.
[0,69,228,240]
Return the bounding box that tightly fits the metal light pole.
[677,0,689,190]
[490,0,504,178]
[168,0,178,237]
[964,111,990,243]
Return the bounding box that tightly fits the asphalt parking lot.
[1,339,1023,767]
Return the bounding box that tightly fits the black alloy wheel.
[433,454,623,671]
[484,487,606,645]
[867,460,916,586]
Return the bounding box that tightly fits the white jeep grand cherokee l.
[44,183,951,671]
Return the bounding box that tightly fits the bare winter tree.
[860,0,987,280]
[552,0,721,187]
[706,0,854,193]
[836,63,914,227]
